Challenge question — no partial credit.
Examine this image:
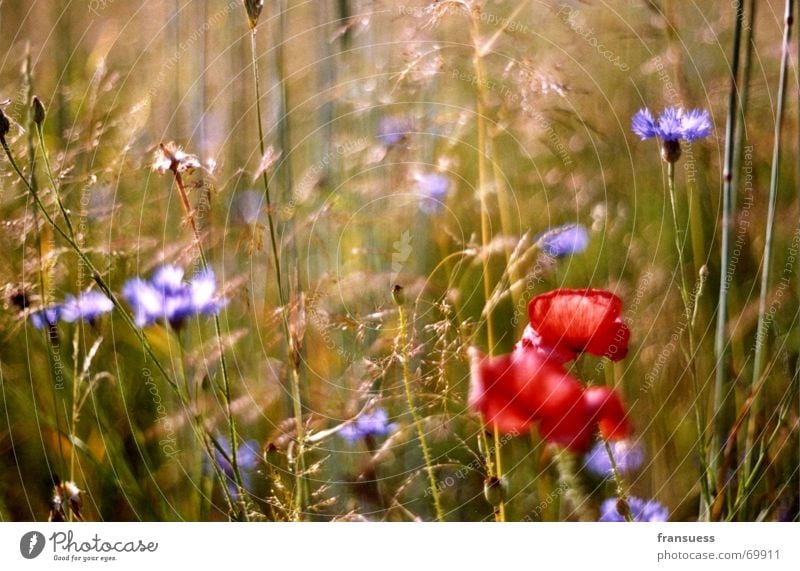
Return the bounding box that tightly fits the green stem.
[398,302,444,522]
[276,0,308,519]
[27,142,68,481]
[602,440,634,522]
[469,3,506,523]
[711,0,745,498]
[667,160,712,517]
[746,0,794,485]
[170,170,248,519]
[35,124,74,239]
[28,90,66,477]
[250,29,285,305]
[248,22,307,519]
[666,162,690,312]
[555,450,595,521]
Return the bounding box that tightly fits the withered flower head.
[0,107,10,141]
[244,0,264,28]
[48,479,83,521]
[152,142,201,175]
[391,284,406,305]
[32,96,46,125]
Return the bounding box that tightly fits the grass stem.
[711,0,745,503]
[397,299,444,522]
[745,0,794,490]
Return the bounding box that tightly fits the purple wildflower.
[584,439,644,478]
[415,172,450,213]
[213,437,260,499]
[61,291,113,324]
[630,108,658,139]
[599,496,669,522]
[631,106,712,142]
[377,116,413,146]
[29,306,62,330]
[340,408,397,444]
[123,265,226,328]
[679,109,714,141]
[537,224,589,257]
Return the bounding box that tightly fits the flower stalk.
[394,286,444,522]
[745,0,794,492]
[245,4,308,519]
[711,0,745,509]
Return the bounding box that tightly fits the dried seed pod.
[0,107,10,141]
[483,475,508,507]
[391,284,405,306]
[244,0,264,28]
[32,96,46,125]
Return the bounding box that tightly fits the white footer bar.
[1,522,799,570]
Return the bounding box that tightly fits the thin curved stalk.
[168,168,248,516]
[397,301,444,522]
[602,440,634,522]
[248,17,308,519]
[35,125,74,238]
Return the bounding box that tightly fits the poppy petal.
[537,397,594,452]
[469,350,536,432]
[515,324,577,364]
[584,386,631,440]
[468,347,583,433]
[528,288,629,361]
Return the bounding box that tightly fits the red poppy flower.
[515,324,575,364]
[469,346,632,452]
[527,288,630,361]
[535,386,631,451]
[468,347,585,433]
[537,395,595,451]
[583,386,631,440]
[469,348,630,452]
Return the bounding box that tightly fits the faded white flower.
[152,142,201,175]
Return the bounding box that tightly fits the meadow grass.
[0,0,797,522]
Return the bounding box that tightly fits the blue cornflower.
[340,408,398,444]
[415,172,450,213]
[632,106,712,142]
[123,265,226,328]
[61,291,113,324]
[29,290,113,330]
[377,115,413,146]
[632,106,712,162]
[584,439,644,478]
[537,224,589,257]
[29,306,62,330]
[213,437,260,499]
[599,496,669,522]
